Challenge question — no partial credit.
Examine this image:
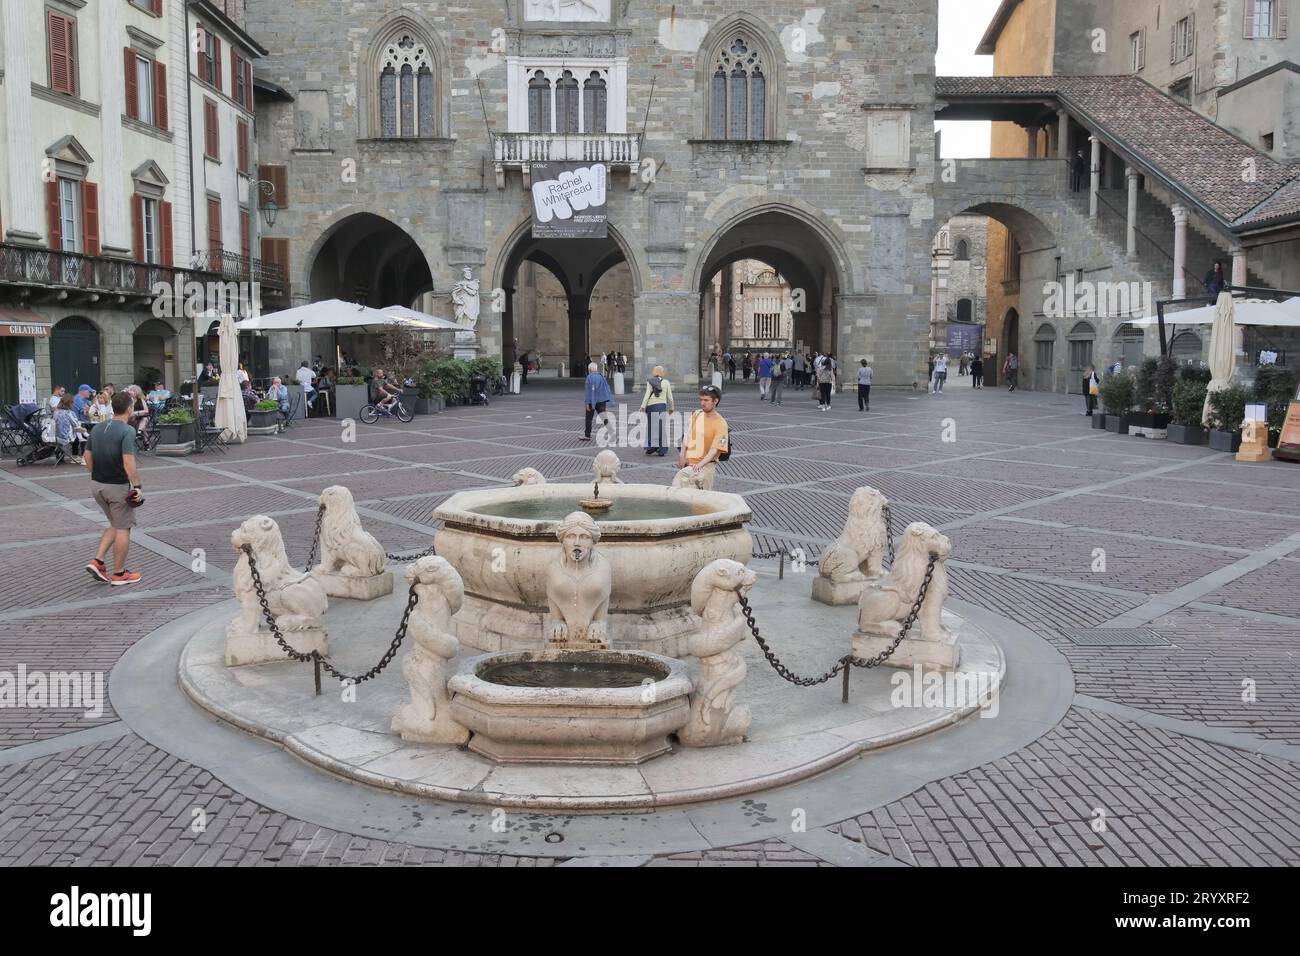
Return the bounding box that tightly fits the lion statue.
[679,558,756,747]
[592,449,623,484]
[671,466,707,491]
[511,467,546,486]
[853,522,957,670]
[812,487,890,606]
[392,556,470,744]
[313,486,393,599]
[545,511,613,648]
[226,515,329,665]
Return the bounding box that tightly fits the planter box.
[1208,429,1242,453]
[402,388,422,415]
[1104,414,1130,435]
[414,396,444,415]
[334,384,369,421]
[1090,413,1106,430]
[155,422,195,456]
[1167,424,1208,445]
[286,384,308,421]
[247,408,282,436]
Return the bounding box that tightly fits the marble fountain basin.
[433,483,752,656]
[447,650,693,765]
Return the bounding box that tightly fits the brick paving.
[0,381,1297,866]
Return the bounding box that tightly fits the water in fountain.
[472,498,708,521]
[479,654,669,688]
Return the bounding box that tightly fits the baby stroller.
[4,404,64,466]
[465,373,490,407]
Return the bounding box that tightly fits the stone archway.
[132,318,179,391]
[49,317,102,392]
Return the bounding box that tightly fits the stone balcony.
[0,243,220,309]
[490,131,641,187]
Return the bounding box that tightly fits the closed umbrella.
[1201,291,1237,428]
[215,314,247,443]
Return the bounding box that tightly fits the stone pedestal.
[711,370,723,391]
[1236,423,1271,463]
[811,575,877,607]
[453,329,479,362]
[852,629,960,672]
[613,371,626,394]
[224,626,327,667]
[313,569,394,600]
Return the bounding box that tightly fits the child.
[55,395,89,464]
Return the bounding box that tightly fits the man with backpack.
[769,354,787,405]
[679,384,729,490]
[640,364,675,456]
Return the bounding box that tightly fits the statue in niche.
[545,511,612,648]
[451,268,480,330]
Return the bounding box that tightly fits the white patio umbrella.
[1201,291,1237,428]
[215,313,247,443]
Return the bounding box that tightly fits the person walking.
[793,351,806,390]
[769,354,786,405]
[757,353,773,400]
[742,354,752,381]
[856,359,873,412]
[581,361,613,442]
[933,354,949,393]
[1070,149,1087,192]
[816,357,835,411]
[726,353,736,382]
[84,391,144,586]
[958,354,968,377]
[1204,260,1228,305]
[640,365,675,456]
[1003,351,1020,392]
[679,384,729,490]
[1083,364,1100,416]
[970,355,984,389]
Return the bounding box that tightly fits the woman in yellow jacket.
[640,365,675,456]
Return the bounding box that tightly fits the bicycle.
[359,397,414,424]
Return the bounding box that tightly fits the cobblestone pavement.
[1,381,1297,866]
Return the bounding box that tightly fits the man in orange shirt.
[679,385,729,490]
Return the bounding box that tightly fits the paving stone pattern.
[0,382,1296,866]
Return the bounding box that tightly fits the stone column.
[634,290,701,389]
[1125,167,1140,260]
[1057,109,1070,160]
[1089,135,1101,219]
[1026,125,1038,158]
[568,293,590,376]
[1231,247,1248,288]
[1171,204,1189,300]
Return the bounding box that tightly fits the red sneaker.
[86,559,109,584]
[110,570,142,586]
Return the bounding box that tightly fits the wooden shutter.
[245,61,253,111]
[237,120,249,174]
[239,209,251,264]
[268,165,288,208]
[151,0,163,15]
[261,237,289,279]
[195,25,205,81]
[82,182,99,256]
[46,180,62,249]
[231,48,238,105]
[125,49,139,119]
[48,13,74,94]
[207,197,222,256]
[213,36,223,92]
[159,201,173,266]
[204,100,218,157]
[1139,28,1146,70]
[131,195,144,261]
[1170,23,1176,62]
[154,61,168,129]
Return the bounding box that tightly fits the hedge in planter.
[1207,384,1249,453]
[1254,365,1300,448]
[155,408,196,452]
[417,359,471,403]
[247,398,283,434]
[1099,371,1134,435]
[1168,379,1208,445]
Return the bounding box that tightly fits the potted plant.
[1253,365,1299,450]
[1100,371,1135,435]
[155,407,196,453]
[334,376,370,421]
[419,358,472,406]
[1167,378,1209,445]
[1207,384,1249,452]
[247,397,282,434]
[1127,358,1174,437]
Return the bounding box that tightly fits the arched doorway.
[50,317,101,391]
[132,318,178,391]
[1000,308,1020,386]
[1067,321,1097,392]
[1033,323,1057,391]
[1170,330,1203,365]
[1112,323,1145,370]
[693,209,848,379]
[308,213,433,308]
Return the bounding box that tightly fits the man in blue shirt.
[266,377,290,430]
[757,354,773,400]
[73,384,94,423]
[581,362,613,442]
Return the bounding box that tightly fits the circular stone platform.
[179,564,1006,812]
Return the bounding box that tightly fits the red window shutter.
[151,0,163,15]
[231,48,239,105]
[269,165,289,208]
[46,180,62,249]
[204,100,218,157]
[154,62,168,129]
[214,36,223,91]
[195,25,204,81]
[82,182,99,257]
[240,209,251,263]
[125,48,139,120]
[159,200,173,266]
[49,13,72,94]
[131,195,144,261]
[208,198,222,256]
[237,121,249,173]
[245,61,253,111]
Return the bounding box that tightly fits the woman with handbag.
[1084,365,1100,416]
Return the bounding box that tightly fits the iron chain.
[302,503,325,572]
[385,544,438,562]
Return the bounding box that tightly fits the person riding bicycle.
[371,368,399,415]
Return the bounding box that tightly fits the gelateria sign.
[530,163,607,239]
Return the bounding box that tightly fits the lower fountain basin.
[447,650,693,765]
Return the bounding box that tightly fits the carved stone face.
[561,528,595,564]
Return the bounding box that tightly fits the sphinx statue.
[678,558,755,747]
[312,485,394,599]
[852,522,959,671]
[226,515,329,666]
[545,511,613,649]
[511,467,546,486]
[812,486,890,606]
[392,556,471,744]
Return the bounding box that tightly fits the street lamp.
[256,180,279,228]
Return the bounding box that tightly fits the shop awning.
[0,309,52,337]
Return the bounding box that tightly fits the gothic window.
[417,66,434,134]
[557,71,580,134]
[708,33,772,140]
[372,29,443,138]
[380,67,397,136]
[583,72,607,134]
[955,239,969,261]
[528,71,551,133]
[399,63,414,135]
